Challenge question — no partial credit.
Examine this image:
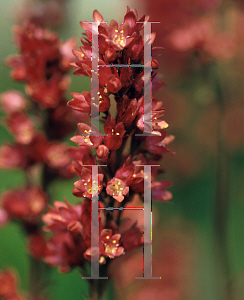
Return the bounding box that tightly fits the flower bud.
[96,145,109,159]
[106,75,122,94]
[105,48,117,62]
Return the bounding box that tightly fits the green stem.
[212,64,232,300]
[26,108,54,300]
[28,256,50,300]
[88,279,107,300]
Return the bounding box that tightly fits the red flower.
[116,96,139,129]
[114,156,135,183]
[152,180,173,202]
[0,145,25,169]
[42,199,83,234]
[106,74,122,94]
[84,228,124,262]
[1,187,47,222]
[72,163,104,199]
[6,112,36,145]
[44,142,71,169]
[6,22,75,108]
[68,91,91,113]
[44,231,87,273]
[145,130,174,154]
[71,123,103,148]
[121,222,143,251]
[68,89,110,114]
[104,116,125,150]
[106,177,129,202]
[100,229,124,259]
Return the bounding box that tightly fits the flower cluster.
[6,22,75,108]
[0,270,26,300]
[42,7,173,272]
[0,22,79,271]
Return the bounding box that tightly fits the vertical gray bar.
[135,22,156,137]
[143,22,153,135]
[144,165,152,277]
[82,165,108,279]
[90,22,100,136]
[136,165,161,279]
[91,165,99,278]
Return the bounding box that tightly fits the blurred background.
[0,0,244,299]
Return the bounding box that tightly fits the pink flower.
[72,163,104,199]
[0,91,26,114]
[70,123,103,148]
[106,177,129,202]
[84,228,124,262]
[42,199,83,234]
[100,229,124,259]
[152,180,173,201]
[44,142,71,169]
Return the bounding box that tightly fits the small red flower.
[104,116,125,150]
[121,222,143,251]
[116,96,139,129]
[44,231,87,273]
[152,180,173,202]
[72,163,104,199]
[70,123,103,148]
[1,187,47,222]
[6,112,36,145]
[106,177,129,202]
[42,199,83,234]
[0,145,25,169]
[100,229,124,259]
[68,91,91,113]
[44,142,71,169]
[84,228,124,262]
[145,130,174,154]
